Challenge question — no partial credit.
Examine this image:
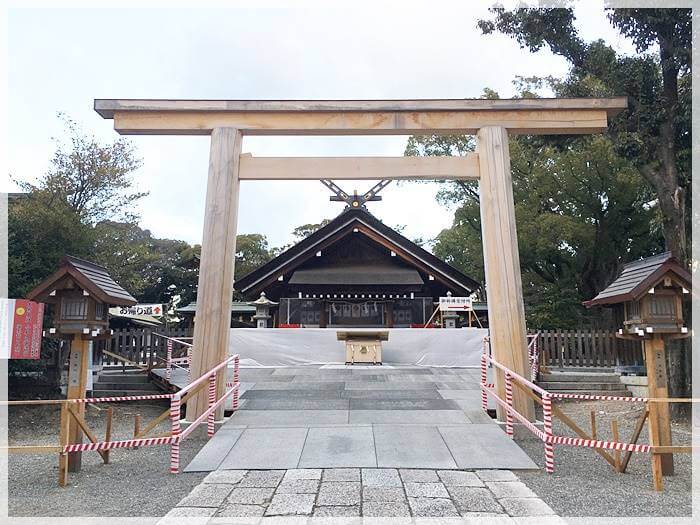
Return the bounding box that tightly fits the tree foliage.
[291,219,332,241]
[478,7,691,262]
[17,114,146,224]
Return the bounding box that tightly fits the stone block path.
[183,365,537,472]
[158,468,561,522]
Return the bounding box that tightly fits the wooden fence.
[100,327,644,370]
[535,329,644,369]
[97,328,192,368]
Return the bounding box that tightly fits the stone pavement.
[183,365,537,471]
[158,468,560,522]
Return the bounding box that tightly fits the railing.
[480,340,695,491]
[534,329,643,369]
[4,353,240,486]
[152,333,193,382]
[98,327,192,368]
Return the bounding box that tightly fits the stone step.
[546,366,616,374]
[539,381,627,391]
[539,373,620,383]
[92,382,160,391]
[94,373,150,384]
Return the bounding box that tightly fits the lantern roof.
[248,292,278,307]
[584,252,691,307]
[26,255,137,306]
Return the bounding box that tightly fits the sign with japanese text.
[111,304,164,317]
[439,296,473,312]
[0,299,45,359]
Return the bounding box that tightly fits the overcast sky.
[6,3,636,249]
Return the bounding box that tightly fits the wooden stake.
[133,414,141,448]
[66,336,90,472]
[104,407,113,464]
[67,405,108,462]
[611,418,621,472]
[620,409,648,473]
[590,410,597,440]
[58,402,69,487]
[477,126,534,421]
[644,335,673,475]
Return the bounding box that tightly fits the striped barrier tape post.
[166,339,173,381]
[169,394,182,474]
[207,373,216,438]
[530,336,539,381]
[233,355,240,410]
[480,350,488,411]
[542,392,555,473]
[504,371,514,438]
[482,384,547,441]
[187,347,193,383]
[63,435,177,452]
[550,392,648,403]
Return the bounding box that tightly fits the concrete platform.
[182,365,538,472]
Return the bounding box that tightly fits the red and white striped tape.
[186,347,193,383]
[482,385,547,441]
[232,355,240,410]
[504,371,514,438]
[480,353,489,411]
[165,339,173,381]
[207,373,216,437]
[528,335,539,381]
[549,435,651,453]
[170,394,181,474]
[550,392,647,403]
[542,392,555,473]
[72,393,173,403]
[63,435,177,453]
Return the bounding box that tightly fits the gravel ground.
[514,400,693,517]
[8,403,208,517]
[8,399,694,518]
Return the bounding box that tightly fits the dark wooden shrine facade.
[234,207,480,328]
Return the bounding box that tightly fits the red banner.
[1,299,44,359]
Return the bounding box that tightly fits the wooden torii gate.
[95,97,627,422]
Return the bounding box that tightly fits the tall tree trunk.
[656,32,690,414]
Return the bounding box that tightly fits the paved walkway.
[183,365,537,471]
[158,467,560,521]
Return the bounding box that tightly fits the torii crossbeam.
[95,97,627,422]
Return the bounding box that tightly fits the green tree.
[291,219,332,241]
[8,192,93,298]
[477,7,691,263]
[17,114,146,224]
[234,234,275,279]
[405,88,660,328]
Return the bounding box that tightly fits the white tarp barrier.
[228,327,488,368]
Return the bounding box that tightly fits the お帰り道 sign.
[439,296,473,312]
[112,304,164,317]
[0,299,44,359]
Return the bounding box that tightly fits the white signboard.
[439,296,473,312]
[111,304,164,317]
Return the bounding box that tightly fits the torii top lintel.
[94,97,627,136]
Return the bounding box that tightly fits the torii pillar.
[93,97,627,424]
[186,128,242,421]
[478,126,534,421]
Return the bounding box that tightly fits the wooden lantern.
[585,251,691,486]
[584,252,691,339]
[26,255,136,340]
